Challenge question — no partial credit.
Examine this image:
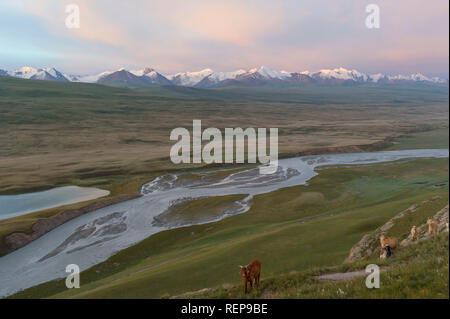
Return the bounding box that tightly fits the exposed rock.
[345,234,377,262]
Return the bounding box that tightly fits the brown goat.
[379,235,398,249]
[427,218,438,235]
[410,226,418,241]
[239,259,261,294]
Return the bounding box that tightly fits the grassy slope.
[10,157,448,298]
[198,232,449,299]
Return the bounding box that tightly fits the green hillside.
[195,232,449,299]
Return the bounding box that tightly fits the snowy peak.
[195,69,247,87]
[7,66,69,82]
[387,72,443,83]
[39,67,69,82]
[430,77,447,84]
[244,66,291,79]
[170,66,291,87]
[131,67,155,77]
[9,66,39,79]
[207,69,246,82]
[410,73,430,82]
[74,71,113,83]
[312,67,368,82]
[169,68,214,86]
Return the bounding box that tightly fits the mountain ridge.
[2,65,448,88]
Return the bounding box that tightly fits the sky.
[1,0,448,77]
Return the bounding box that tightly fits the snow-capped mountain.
[73,71,113,83]
[164,66,293,87]
[430,77,447,84]
[306,67,446,85]
[40,67,69,82]
[385,73,446,84]
[223,66,292,86]
[197,66,293,87]
[1,65,447,87]
[195,69,246,87]
[287,72,316,83]
[8,67,69,82]
[8,66,40,79]
[130,67,172,85]
[168,69,214,86]
[97,67,171,87]
[312,67,369,83]
[243,66,291,80]
[63,73,81,82]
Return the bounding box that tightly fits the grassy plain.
[1,76,448,194]
[387,128,449,150]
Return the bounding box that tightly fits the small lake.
[0,186,110,220]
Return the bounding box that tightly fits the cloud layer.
[0,0,448,76]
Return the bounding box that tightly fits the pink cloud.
[5,0,449,75]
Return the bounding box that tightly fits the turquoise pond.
[0,186,110,220]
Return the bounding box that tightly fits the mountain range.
[1,66,447,88]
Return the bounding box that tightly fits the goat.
[427,218,438,235]
[239,259,262,294]
[379,235,398,249]
[410,226,418,241]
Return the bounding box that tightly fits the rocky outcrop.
[345,233,377,263]
[345,196,446,263]
[400,204,449,246]
[2,194,140,256]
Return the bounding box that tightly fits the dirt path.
[313,267,387,281]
